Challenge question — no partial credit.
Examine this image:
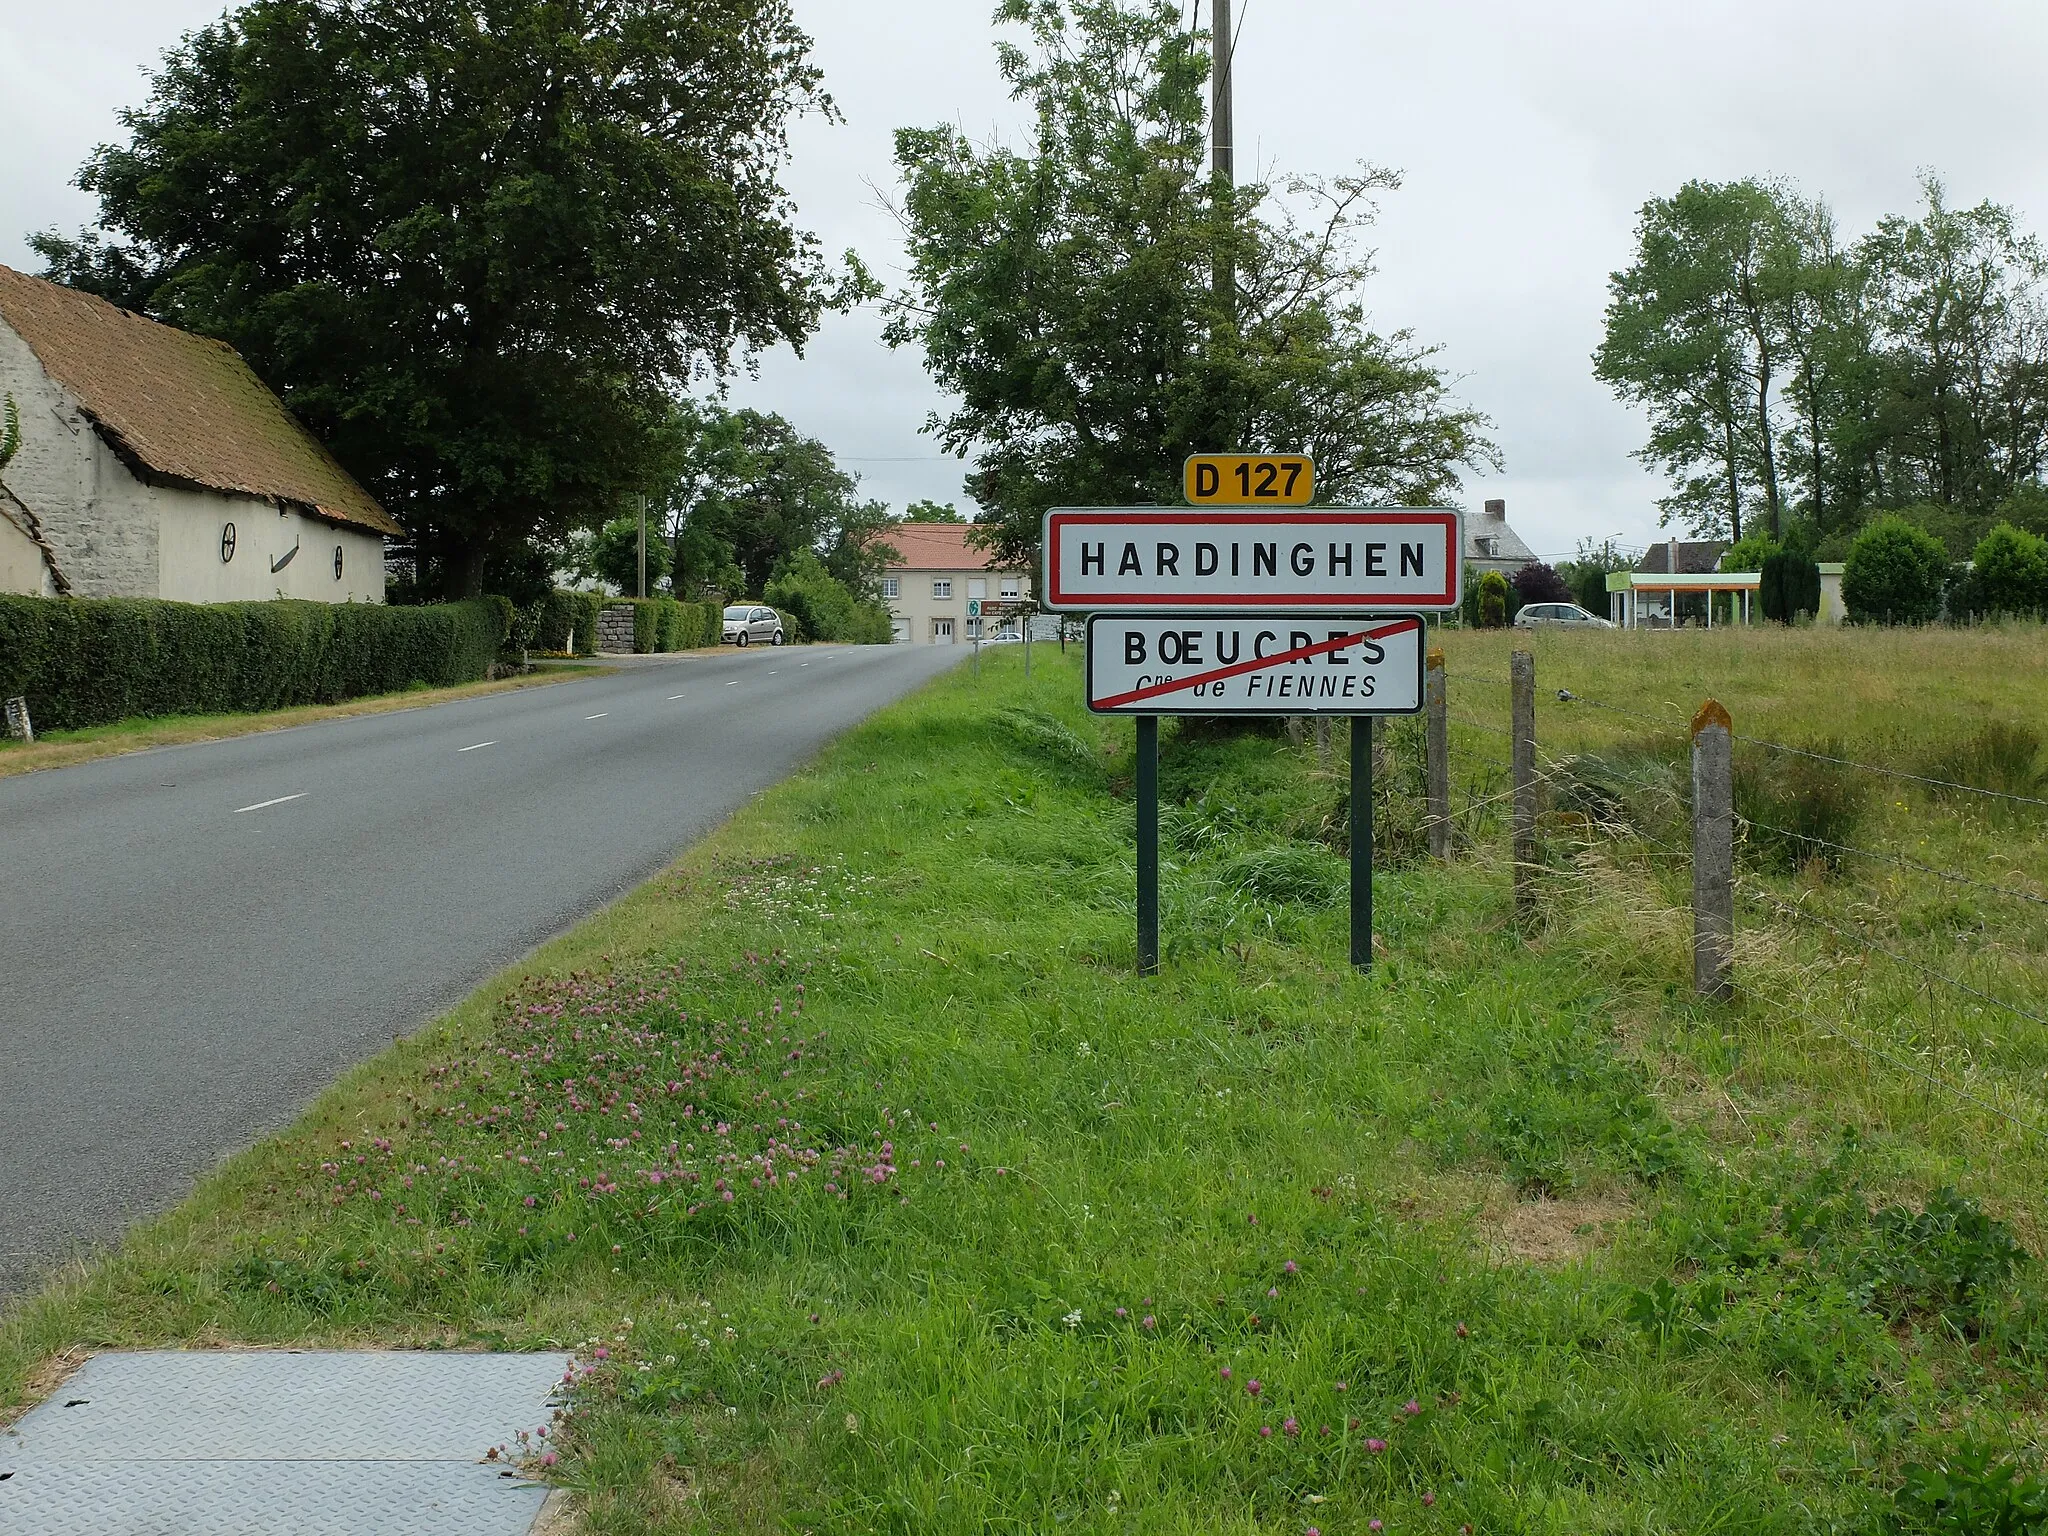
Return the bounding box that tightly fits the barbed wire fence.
[1427,646,2048,1145]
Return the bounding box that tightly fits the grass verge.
[0,664,604,779]
[4,639,2045,1535]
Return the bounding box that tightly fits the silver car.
[1513,601,1613,630]
[721,605,785,647]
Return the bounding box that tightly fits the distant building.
[1466,499,1536,576]
[0,264,400,602]
[879,522,1031,644]
[1607,538,1753,627]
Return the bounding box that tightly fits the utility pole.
[1211,0,1239,389]
[1212,0,1234,187]
[637,494,647,599]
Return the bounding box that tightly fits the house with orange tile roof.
[0,264,400,602]
[878,521,1032,644]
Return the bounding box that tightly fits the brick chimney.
[1484,499,1506,519]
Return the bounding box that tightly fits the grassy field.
[4,627,2047,1534]
[0,663,601,778]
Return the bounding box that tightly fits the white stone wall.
[0,506,53,594]
[0,319,386,603]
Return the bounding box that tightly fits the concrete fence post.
[1511,648,1537,922]
[1692,699,1735,1000]
[1425,648,1450,860]
[3,695,31,744]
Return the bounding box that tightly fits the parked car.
[1513,602,1613,630]
[721,605,785,647]
[980,629,1024,644]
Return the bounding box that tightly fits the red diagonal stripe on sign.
[1095,618,1421,710]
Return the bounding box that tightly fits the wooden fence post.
[1511,648,1537,922]
[1692,699,1735,1000]
[1425,649,1450,860]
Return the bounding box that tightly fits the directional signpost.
[1043,487,1460,976]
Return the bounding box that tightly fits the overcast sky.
[7,1,2048,559]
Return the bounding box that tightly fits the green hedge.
[536,590,604,655]
[0,594,507,733]
[613,597,721,653]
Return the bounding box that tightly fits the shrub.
[1844,516,1949,624]
[1971,523,2048,618]
[0,594,503,732]
[1477,570,1511,628]
[1760,550,1823,622]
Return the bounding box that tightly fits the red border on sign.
[1044,509,1460,609]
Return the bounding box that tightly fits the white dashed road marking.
[458,742,496,753]
[585,713,609,721]
[668,694,686,701]
[232,794,306,815]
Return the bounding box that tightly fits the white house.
[0,264,399,602]
[880,522,1032,644]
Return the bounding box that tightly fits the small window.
[881,577,900,599]
[968,577,988,600]
[932,578,953,599]
[1476,536,1499,558]
[966,617,982,640]
[999,575,1021,598]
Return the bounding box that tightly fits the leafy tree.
[1557,537,1631,615]
[1477,570,1511,629]
[1842,515,1949,623]
[1511,562,1573,607]
[568,515,673,596]
[656,404,895,602]
[764,549,892,643]
[884,0,1495,570]
[32,0,842,597]
[902,500,967,523]
[1758,550,1821,622]
[1971,522,2048,617]
[1720,530,1779,572]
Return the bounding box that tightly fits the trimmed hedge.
[536,590,604,655]
[0,594,506,733]
[615,597,722,653]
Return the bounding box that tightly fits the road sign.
[967,598,982,618]
[1183,454,1315,506]
[1086,615,1425,716]
[1042,508,1462,612]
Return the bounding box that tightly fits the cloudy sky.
[7,1,2048,559]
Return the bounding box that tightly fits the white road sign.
[1043,508,1462,612]
[1085,615,1427,716]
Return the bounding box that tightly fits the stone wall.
[597,603,637,654]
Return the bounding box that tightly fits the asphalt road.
[0,642,961,1301]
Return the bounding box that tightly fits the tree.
[902,500,967,523]
[1557,537,1631,615]
[1596,179,1820,541]
[1758,549,1821,623]
[32,0,841,597]
[0,393,17,472]
[1842,515,1949,623]
[654,404,895,601]
[568,515,672,596]
[1971,522,2048,617]
[884,0,1495,570]
[1511,562,1572,607]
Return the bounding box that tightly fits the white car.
[1513,602,1613,630]
[721,605,785,647]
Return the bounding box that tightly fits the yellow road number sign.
[1183,454,1315,506]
